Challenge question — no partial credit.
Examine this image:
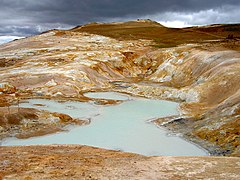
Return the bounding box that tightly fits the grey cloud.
[0,26,39,36]
[153,5,240,27]
[0,0,240,36]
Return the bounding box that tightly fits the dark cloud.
[0,0,240,36]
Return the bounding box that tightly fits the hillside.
[73,19,239,48]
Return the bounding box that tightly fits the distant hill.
[70,19,240,48]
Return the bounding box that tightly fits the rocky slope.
[117,43,240,155]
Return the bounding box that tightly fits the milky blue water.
[2,92,208,156]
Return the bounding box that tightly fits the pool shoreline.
[1,92,208,156]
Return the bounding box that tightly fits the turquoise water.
[2,92,208,156]
[84,91,130,100]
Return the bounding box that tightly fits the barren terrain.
[0,20,240,178]
[1,145,240,180]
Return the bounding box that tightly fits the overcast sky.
[0,0,240,39]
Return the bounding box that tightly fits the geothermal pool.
[2,92,208,156]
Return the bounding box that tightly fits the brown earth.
[0,145,240,180]
[0,107,88,140]
[74,20,240,49]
